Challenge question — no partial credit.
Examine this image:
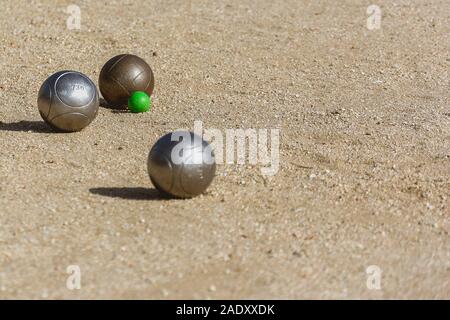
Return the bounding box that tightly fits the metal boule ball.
[147,131,216,198]
[99,54,155,108]
[37,70,99,132]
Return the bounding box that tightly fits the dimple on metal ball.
[148,131,216,198]
[37,71,99,132]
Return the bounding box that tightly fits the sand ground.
[0,0,449,299]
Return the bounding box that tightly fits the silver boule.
[37,70,99,132]
[147,131,216,198]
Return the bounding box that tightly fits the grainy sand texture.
[0,0,449,299]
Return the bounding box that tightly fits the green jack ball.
[128,91,150,113]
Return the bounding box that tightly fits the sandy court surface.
[0,0,449,299]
